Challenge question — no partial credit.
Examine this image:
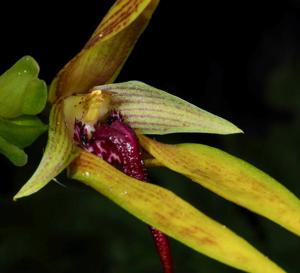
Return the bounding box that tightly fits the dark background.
[0,0,300,272]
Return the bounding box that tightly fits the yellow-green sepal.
[14,101,79,200]
[139,135,300,236]
[69,150,286,273]
[49,0,159,102]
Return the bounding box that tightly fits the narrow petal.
[14,101,78,200]
[96,81,242,134]
[69,150,286,273]
[49,0,159,102]
[139,135,300,236]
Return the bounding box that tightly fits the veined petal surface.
[96,81,242,135]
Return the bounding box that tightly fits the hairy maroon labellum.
[74,111,173,273]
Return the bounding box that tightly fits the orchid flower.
[13,1,300,273]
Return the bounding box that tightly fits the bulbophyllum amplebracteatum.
[12,1,300,273]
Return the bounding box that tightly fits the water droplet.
[84,171,90,177]
[99,33,103,38]
[23,69,28,73]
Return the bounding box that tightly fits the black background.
[0,1,300,272]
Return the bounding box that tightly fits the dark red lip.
[74,111,173,273]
